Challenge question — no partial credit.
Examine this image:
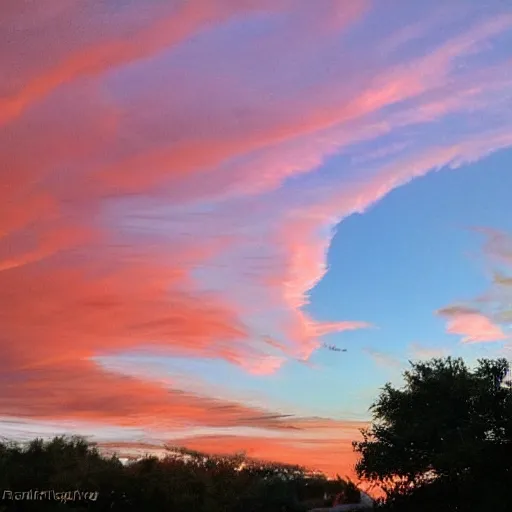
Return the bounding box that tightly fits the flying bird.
[322,343,347,352]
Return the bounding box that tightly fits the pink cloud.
[436,230,512,340]
[1,1,319,126]
[437,307,507,343]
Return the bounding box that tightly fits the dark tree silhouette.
[353,356,512,511]
[0,435,360,511]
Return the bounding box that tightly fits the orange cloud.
[0,259,250,364]
[0,359,308,432]
[177,435,359,479]
[100,418,367,478]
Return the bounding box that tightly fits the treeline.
[0,436,362,512]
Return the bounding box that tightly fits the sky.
[1,0,512,482]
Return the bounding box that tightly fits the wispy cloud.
[408,343,449,360]
[363,348,403,370]
[437,230,512,343]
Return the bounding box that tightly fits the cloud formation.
[437,230,512,344]
[1,0,512,475]
[437,307,507,343]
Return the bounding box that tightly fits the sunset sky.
[1,0,512,481]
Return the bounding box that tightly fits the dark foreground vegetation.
[355,356,512,512]
[0,436,361,512]
[0,356,510,512]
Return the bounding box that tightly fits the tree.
[353,357,512,511]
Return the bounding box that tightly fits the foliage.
[353,356,512,511]
[0,436,359,511]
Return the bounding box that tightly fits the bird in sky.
[322,343,347,353]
